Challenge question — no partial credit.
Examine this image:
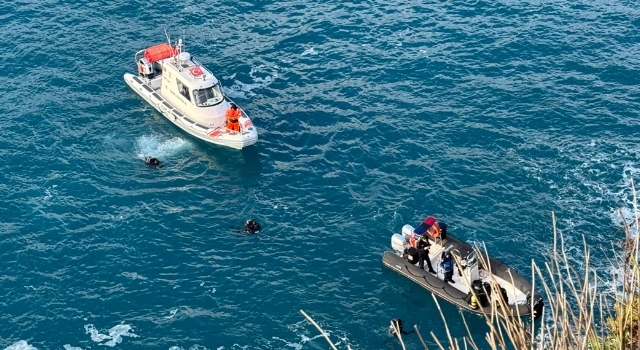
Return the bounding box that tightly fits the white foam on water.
[222,73,237,80]
[42,184,57,202]
[224,65,278,99]
[3,341,37,350]
[270,337,302,350]
[609,164,640,239]
[271,333,327,350]
[258,320,354,350]
[135,135,191,160]
[63,345,83,350]
[248,66,276,85]
[610,206,640,238]
[85,325,110,342]
[121,271,148,280]
[300,47,317,56]
[165,308,178,319]
[84,324,139,347]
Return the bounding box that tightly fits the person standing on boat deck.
[441,251,455,283]
[225,103,241,132]
[417,233,437,274]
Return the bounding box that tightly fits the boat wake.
[135,134,191,160]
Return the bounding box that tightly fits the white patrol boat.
[124,37,258,150]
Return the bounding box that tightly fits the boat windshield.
[465,250,478,267]
[193,83,224,107]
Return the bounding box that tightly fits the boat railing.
[134,49,145,63]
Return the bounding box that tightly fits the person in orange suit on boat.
[226,103,241,132]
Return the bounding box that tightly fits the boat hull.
[124,73,258,150]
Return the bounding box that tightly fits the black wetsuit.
[417,238,435,273]
[390,319,414,337]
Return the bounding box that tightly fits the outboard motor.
[527,293,545,320]
[138,57,154,78]
[391,233,406,253]
[401,224,415,240]
[533,298,544,320]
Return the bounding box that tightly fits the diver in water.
[144,156,163,168]
[389,318,414,337]
[243,219,261,234]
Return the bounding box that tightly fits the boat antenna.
[164,29,171,46]
[182,29,186,52]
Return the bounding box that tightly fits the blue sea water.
[1,0,640,349]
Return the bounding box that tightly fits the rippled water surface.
[1,0,640,349]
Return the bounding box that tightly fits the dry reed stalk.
[300,182,640,350]
[431,294,455,350]
[415,198,640,350]
[392,320,407,350]
[415,324,430,350]
[299,309,339,350]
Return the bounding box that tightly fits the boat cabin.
[135,42,229,127]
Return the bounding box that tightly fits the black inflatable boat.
[382,224,544,319]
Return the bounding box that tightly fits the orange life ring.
[427,223,441,238]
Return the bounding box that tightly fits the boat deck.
[422,240,528,305]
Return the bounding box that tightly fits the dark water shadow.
[192,139,264,181]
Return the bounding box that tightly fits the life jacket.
[442,257,453,272]
[226,108,241,123]
[427,222,441,238]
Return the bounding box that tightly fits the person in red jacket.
[226,103,241,132]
